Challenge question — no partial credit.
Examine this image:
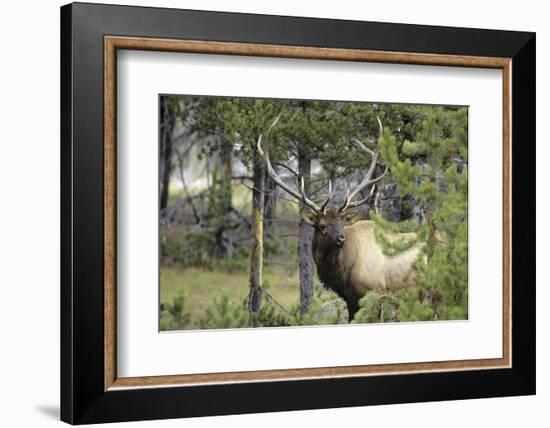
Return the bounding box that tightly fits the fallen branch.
[261,289,289,315]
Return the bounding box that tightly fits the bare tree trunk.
[212,139,234,258]
[298,150,314,314]
[248,150,265,313]
[175,144,201,225]
[160,98,175,212]
[263,173,277,236]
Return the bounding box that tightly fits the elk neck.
[311,229,349,299]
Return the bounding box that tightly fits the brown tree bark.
[212,139,234,258]
[263,173,277,236]
[298,149,314,314]
[248,149,265,314]
[160,98,175,212]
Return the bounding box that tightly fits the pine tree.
[377,106,469,320]
[209,98,286,314]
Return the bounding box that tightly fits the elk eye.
[319,224,326,232]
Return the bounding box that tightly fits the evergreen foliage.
[159,292,192,330]
[352,293,400,324]
[199,291,249,329]
[159,95,469,329]
[287,285,348,326]
[376,106,469,320]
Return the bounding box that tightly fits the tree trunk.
[248,149,265,313]
[175,143,201,225]
[263,173,277,236]
[160,98,175,212]
[212,139,234,258]
[298,150,314,314]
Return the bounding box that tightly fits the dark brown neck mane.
[311,228,363,320]
[311,231,347,300]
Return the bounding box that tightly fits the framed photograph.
[60,2,535,424]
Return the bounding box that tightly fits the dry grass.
[161,181,309,329]
[160,265,301,328]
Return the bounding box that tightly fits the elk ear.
[302,212,317,226]
[342,211,361,226]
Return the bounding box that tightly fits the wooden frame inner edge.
[104,35,512,391]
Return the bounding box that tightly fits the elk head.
[302,208,362,248]
[257,115,387,250]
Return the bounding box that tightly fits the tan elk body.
[322,220,421,293]
[258,115,424,321]
[308,213,423,319]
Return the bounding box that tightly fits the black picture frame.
[61,2,535,424]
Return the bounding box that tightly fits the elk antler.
[339,116,388,212]
[257,115,333,214]
[319,180,333,213]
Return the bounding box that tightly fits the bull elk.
[257,116,424,321]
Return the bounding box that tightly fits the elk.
[257,116,424,321]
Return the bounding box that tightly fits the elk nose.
[336,235,346,246]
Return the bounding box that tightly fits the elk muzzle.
[336,234,346,247]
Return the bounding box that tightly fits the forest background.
[159,95,468,331]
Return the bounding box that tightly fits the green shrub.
[162,232,254,273]
[352,293,401,324]
[249,297,289,327]
[216,246,250,273]
[160,291,192,330]
[161,231,215,269]
[199,292,249,329]
[393,288,433,322]
[288,286,347,326]
[263,236,284,257]
[352,288,462,324]
[245,281,288,327]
